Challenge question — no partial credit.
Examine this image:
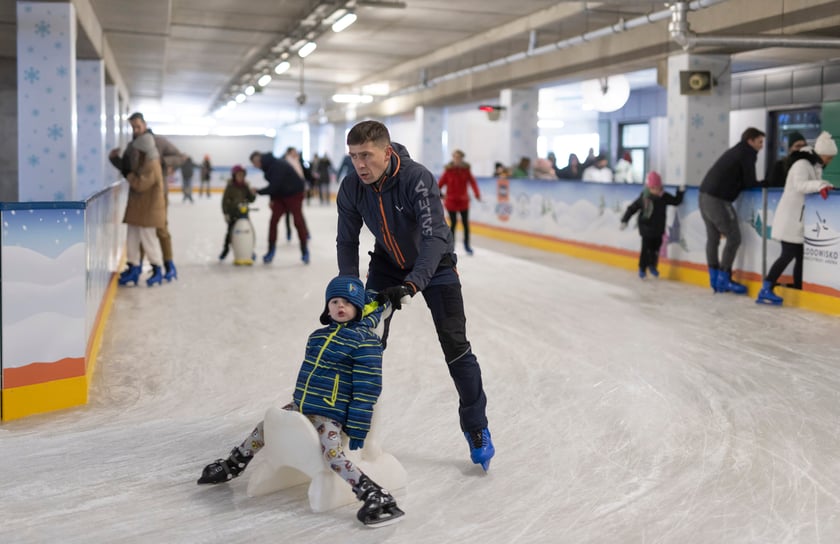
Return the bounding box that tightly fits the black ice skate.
[352,474,405,527]
[196,448,253,485]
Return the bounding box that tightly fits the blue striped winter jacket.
[292,298,385,441]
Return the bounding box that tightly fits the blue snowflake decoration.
[28,155,40,166]
[54,41,62,50]
[35,21,51,37]
[58,152,67,160]
[85,104,96,114]
[47,124,64,141]
[32,108,40,117]
[77,164,86,174]
[53,191,66,200]
[46,86,53,94]
[691,113,704,129]
[27,46,34,54]
[23,67,40,84]
[57,66,67,78]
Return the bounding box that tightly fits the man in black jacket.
[698,127,765,294]
[336,120,494,471]
[249,151,309,264]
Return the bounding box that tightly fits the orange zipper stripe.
[375,154,407,268]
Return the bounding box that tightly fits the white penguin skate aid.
[230,203,256,265]
[246,404,407,514]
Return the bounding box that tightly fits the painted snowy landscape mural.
[2,207,86,389]
[471,178,840,294]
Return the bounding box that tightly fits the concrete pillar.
[17,1,77,201]
[76,59,105,198]
[500,88,540,169]
[414,105,445,175]
[666,53,732,186]
[0,58,18,201]
[104,84,118,158]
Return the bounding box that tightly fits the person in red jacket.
[438,149,481,255]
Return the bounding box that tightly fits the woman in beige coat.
[119,133,167,287]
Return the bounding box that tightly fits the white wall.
[730,108,768,180]
[165,135,274,169]
[383,112,419,160]
[445,102,507,177]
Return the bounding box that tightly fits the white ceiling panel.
[2,0,839,134]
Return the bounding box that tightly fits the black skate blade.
[362,506,405,528]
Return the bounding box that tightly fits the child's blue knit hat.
[320,275,365,324]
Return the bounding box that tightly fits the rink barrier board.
[0,183,127,422]
[0,260,120,422]
[470,222,840,318]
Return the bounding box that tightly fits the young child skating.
[197,276,403,526]
[620,171,685,278]
[219,165,256,260]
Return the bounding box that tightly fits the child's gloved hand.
[349,439,364,451]
[620,222,628,231]
[820,185,832,200]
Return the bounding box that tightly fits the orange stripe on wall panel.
[3,357,85,388]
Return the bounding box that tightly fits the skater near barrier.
[118,133,166,287]
[757,131,836,305]
[109,112,183,282]
[336,120,495,471]
[219,165,256,262]
[620,171,685,279]
[250,150,310,264]
[199,155,212,197]
[438,149,481,255]
[197,276,403,526]
[699,127,764,294]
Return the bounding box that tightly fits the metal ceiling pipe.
[669,0,840,51]
[386,0,724,100]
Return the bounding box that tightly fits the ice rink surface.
[2,191,840,544]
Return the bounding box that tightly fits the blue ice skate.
[464,428,495,471]
[756,281,783,306]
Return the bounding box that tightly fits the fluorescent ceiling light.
[257,74,272,87]
[274,61,291,75]
[235,93,246,103]
[244,85,256,96]
[226,100,237,108]
[298,41,317,58]
[332,93,373,104]
[332,13,357,33]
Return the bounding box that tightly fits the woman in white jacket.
[757,131,836,305]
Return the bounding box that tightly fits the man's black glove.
[376,283,416,310]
